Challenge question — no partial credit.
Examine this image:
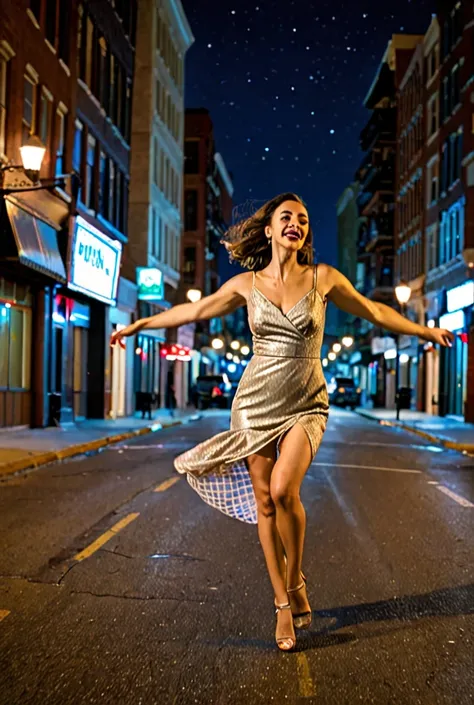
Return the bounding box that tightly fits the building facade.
[424,0,473,421]
[125,0,193,413]
[182,108,234,391]
[395,40,425,409]
[0,0,78,428]
[353,35,422,409]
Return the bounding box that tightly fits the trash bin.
[396,387,412,410]
[48,392,62,426]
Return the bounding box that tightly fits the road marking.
[0,610,10,622]
[311,462,421,474]
[73,513,140,562]
[154,476,180,492]
[296,652,315,697]
[435,485,474,508]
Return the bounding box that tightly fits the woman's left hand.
[425,327,455,347]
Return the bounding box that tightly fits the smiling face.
[265,200,310,252]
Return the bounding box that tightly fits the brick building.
[182,108,234,380]
[0,0,77,427]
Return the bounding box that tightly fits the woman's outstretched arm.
[110,273,248,349]
[321,264,454,348]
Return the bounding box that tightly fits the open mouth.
[284,230,301,241]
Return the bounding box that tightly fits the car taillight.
[338,387,345,393]
[211,386,223,397]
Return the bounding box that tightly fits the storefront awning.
[3,199,66,282]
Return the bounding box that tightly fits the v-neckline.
[253,285,314,318]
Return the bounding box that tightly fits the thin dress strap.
[313,264,318,303]
[252,270,256,287]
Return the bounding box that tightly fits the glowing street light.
[211,338,224,350]
[187,288,202,303]
[230,340,241,350]
[332,343,342,353]
[395,281,412,305]
[322,358,328,367]
[328,352,336,361]
[241,345,250,356]
[20,135,46,181]
[342,336,354,348]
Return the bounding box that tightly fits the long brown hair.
[221,193,314,271]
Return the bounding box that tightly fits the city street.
[0,409,473,705]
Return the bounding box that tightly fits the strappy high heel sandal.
[288,574,312,630]
[274,601,296,651]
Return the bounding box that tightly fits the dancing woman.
[111,193,453,651]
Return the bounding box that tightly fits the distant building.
[182,108,234,390]
[125,0,193,411]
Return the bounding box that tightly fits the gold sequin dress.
[174,264,329,524]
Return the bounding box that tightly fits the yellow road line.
[297,652,315,698]
[73,512,140,562]
[0,610,10,622]
[154,476,180,493]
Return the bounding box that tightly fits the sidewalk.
[0,409,201,478]
[356,408,474,453]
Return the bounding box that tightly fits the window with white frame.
[23,66,38,143]
[39,87,53,148]
[426,224,438,271]
[426,157,439,206]
[84,133,96,209]
[427,93,438,138]
[0,42,14,160]
[55,104,67,177]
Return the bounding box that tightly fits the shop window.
[0,305,32,390]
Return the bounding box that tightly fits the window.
[98,37,109,111]
[84,133,96,209]
[72,119,83,172]
[184,189,198,230]
[99,150,108,216]
[451,65,460,109]
[85,15,94,87]
[39,88,52,147]
[428,94,438,137]
[55,106,67,177]
[23,69,38,142]
[153,138,160,185]
[0,305,32,390]
[45,0,57,46]
[442,77,449,122]
[108,159,115,224]
[184,140,199,173]
[29,0,41,21]
[0,41,14,159]
[58,2,70,64]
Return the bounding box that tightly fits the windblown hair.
[221,193,314,271]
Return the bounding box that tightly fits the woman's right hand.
[110,321,141,350]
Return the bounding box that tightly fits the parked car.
[329,377,361,410]
[195,374,232,410]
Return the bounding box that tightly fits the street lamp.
[328,352,336,361]
[230,340,240,351]
[342,336,354,348]
[19,135,46,181]
[333,343,342,353]
[394,280,412,420]
[187,289,202,303]
[211,338,224,350]
[241,345,250,356]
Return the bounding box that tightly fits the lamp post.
[394,281,412,420]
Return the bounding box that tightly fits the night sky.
[182,0,435,281]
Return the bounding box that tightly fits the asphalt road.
[0,409,473,705]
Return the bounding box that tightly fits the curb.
[356,409,474,454]
[0,416,197,479]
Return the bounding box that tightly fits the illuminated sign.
[447,281,474,313]
[69,216,122,305]
[439,310,465,332]
[137,268,164,301]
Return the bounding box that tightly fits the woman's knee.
[255,490,276,518]
[270,483,301,510]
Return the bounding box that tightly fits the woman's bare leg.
[270,423,313,616]
[247,442,294,649]
[247,441,286,603]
